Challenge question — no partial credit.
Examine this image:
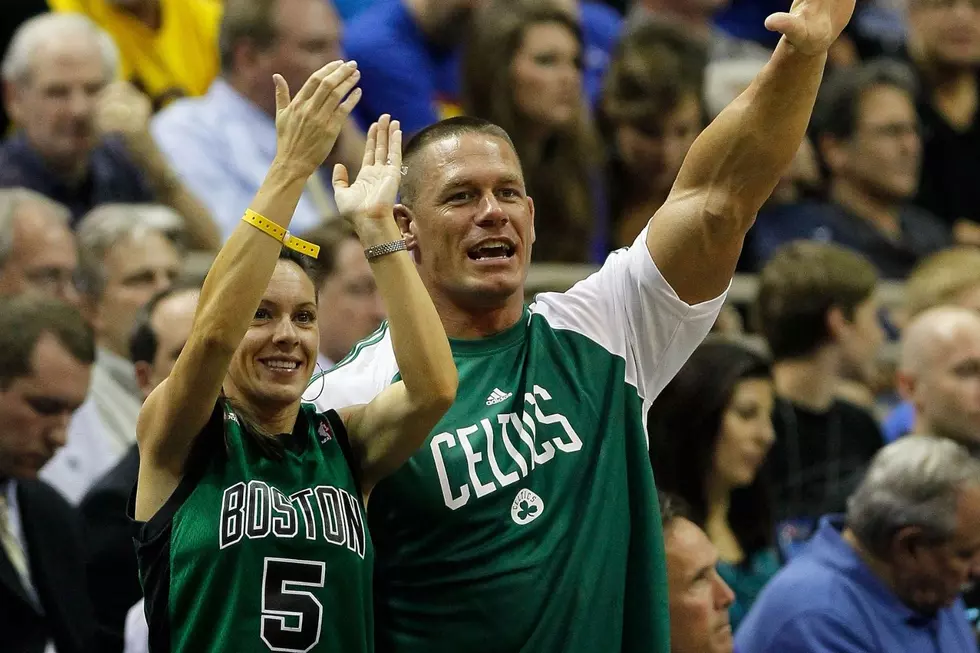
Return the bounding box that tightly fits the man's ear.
[4,80,23,125]
[394,204,418,250]
[134,361,154,400]
[527,195,536,247]
[890,525,932,567]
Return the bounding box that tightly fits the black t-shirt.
[769,397,884,523]
[915,72,980,228]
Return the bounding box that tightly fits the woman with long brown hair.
[461,0,606,263]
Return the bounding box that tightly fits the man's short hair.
[76,204,185,300]
[658,491,692,531]
[904,247,980,321]
[847,435,980,559]
[298,220,359,282]
[810,58,918,142]
[1,12,118,85]
[129,283,201,366]
[400,116,519,208]
[755,241,879,360]
[0,293,94,388]
[0,188,71,269]
[218,0,279,74]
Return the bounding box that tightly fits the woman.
[600,18,707,249]
[461,0,605,263]
[131,61,458,652]
[648,340,779,629]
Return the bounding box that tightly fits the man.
[41,203,183,502]
[0,13,220,249]
[48,0,222,109]
[301,221,385,370]
[736,435,980,652]
[751,59,952,279]
[313,0,857,649]
[660,492,738,653]
[151,0,365,239]
[81,284,200,653]
[754,241,884,550]
[897,306,980,449]
[0,293,96,653]
[345,0,621,134]
[907,0,980,245]
[884,248,980,441]
[0,188,79,307]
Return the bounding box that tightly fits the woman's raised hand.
[272,60,362,178]
[332,114,402,215]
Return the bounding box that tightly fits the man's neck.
[774,353,838,411]
[223,74,276,119]
[842,527,905,595]
[434,293,525,340]
[831,179,902,239]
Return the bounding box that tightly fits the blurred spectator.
[751,59,952,279]
[755,242,884,544]
[0,293,95,653]
[735,435,980,653]
[81,283,199,653]
[333,0,380,21]
[907,0,980,245]
[0,0,48,135]
[0,188,79,306]
[630,0,772,61]
[49,0,222,110]
[0,14,220,249]
[544,0,625,107]
[659,492,738,653]
[649,341,779,630]
[462,2,604,262]
[600,18,706,248]
[151,0,363,240]
[299,222,384,371]
[345,0,619,135]
[41,203,182,502]
[895,307,980,450]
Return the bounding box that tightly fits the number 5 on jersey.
[261,557,326,653]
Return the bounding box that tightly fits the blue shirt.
[0,132,153,225]
[883,401,916,443]
[735,516,978,653]
[344,0,620,135]
[151,78,332,239]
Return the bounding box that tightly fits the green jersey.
[133,401,374,653]
[309,238,725,652]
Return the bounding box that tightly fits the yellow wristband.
[242,209,320,259]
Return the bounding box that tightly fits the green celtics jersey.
[308,237,725,653]
[132,401,374,653]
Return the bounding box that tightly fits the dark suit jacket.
[79,444,142,653]
[0,479,95,653]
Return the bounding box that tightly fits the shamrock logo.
[511,489,544,525]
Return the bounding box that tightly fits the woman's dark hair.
[222,247,321,460]
[648,340,774,559]
[461,0,602,263]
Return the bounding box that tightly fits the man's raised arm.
[647,0,855,304]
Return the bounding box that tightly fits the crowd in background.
[1,0,980,651]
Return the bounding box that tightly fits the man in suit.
[80,283,200,653]
[0,293,96,653]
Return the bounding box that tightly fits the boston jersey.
[307,230,726,652]
[132,401,373,653]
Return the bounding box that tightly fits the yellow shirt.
[49,0,222,109]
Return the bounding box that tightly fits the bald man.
[897,306,980,449]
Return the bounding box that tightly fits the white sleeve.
[304,325,400,412]
[124,600,149,653]
[530,226,727,405]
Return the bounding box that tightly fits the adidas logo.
[485,388,512,406]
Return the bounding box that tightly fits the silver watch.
[364,239,408,260]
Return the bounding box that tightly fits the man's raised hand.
[332,114,402,216]
[764,0,856,56]
[272,60,362,179]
